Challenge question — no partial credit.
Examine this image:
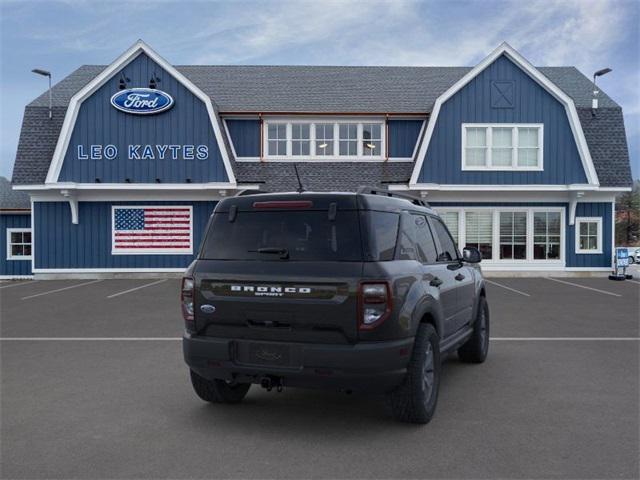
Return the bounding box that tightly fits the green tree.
[616,180,640,246]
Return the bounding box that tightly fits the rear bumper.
[183,334,414,393]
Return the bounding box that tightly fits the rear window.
[201,210,362,261]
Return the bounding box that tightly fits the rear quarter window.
[361,211,399,261]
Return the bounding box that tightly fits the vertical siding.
[387,119,423,158]
[226,119,261,157]
[58,53,229,184]
[1,214,32,276]
[419,54,588,185]
[33,201,216,269]
[565,202,613,268]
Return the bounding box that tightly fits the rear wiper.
[249,247,290,259]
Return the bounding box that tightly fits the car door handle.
[429,277,443,287]
[455,273,465,281]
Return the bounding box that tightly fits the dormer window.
[264,118,385,160]
[462,124,543,171]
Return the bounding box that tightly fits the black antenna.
[293,163,305,193]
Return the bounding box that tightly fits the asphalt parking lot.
[1,273,639,479]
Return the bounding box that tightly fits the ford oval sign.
[110,88,174,115]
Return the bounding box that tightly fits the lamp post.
[592,67,612,115]
[31,68,52,119]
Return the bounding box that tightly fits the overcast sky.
[1,0,638,180]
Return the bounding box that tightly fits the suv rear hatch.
[193,196,364,344]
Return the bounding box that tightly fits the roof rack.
[356,186,430,208]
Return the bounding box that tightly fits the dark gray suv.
[182,188,489,424]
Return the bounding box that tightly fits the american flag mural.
[112,206,193,254]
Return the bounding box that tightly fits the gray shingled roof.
[0,176,30,210]
[29,65,619,112]
[15,63,630,188]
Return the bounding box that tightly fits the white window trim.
[262,118,386,161]
[575,216,603,254]
[111,205,193,255]
[434,206,564,264]
[461,123,544,171]
[6,228,32,261]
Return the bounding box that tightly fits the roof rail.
[356,186,430,208]
[235,189,264,197]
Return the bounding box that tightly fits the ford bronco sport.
[182,188,489,424]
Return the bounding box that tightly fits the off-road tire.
[387,323,441,424]
[190,370,251,404]
[458,296,490,363]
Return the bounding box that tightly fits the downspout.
[259,113,264,162]
[385,114,389,161]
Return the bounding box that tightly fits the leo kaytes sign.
[110,88,174,115]
[76,144,208,161]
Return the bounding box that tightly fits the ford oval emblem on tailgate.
[200,304,216,314]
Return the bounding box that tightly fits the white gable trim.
[409,42,599,187]
[44,40,237,185]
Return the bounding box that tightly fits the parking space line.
[1,337,639,342]
[491,337,640,341]
[107,279,167,299]
[0,337,182,341]
[21,280,103,300]
[0,281,38,290]
[547,277,622,297]
[626,279,640,285]
[485,280,531,297]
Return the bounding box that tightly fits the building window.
[339,123,358,156]
[438,211,460,245]
[6,228,32,260]
[263,119,384,160]
[465,211,493,260]
[534,211,561,260]
[464,127,487,167]
[267,123,287,156]
[436,207,564,263]
[575,217,602,254]
[499,212,527,260]
[315,123,334,156]
[462,124,543,170]
[291,123,310,156]
[362,123,382,157]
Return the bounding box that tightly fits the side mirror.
[462,247,482,263]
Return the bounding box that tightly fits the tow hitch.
[260,375,284,392]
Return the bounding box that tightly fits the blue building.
[1,177,32,278]
[7,41,632,278]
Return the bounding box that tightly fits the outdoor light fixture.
[149,72,160,89]
[31,68,52,119]
[592,67,612,115]
[366,143,376,150]
[118,73,130,90]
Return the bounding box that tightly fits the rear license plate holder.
[236,342,292,367]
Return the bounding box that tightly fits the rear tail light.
[358,282,392,330]
[181,277,195,331]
